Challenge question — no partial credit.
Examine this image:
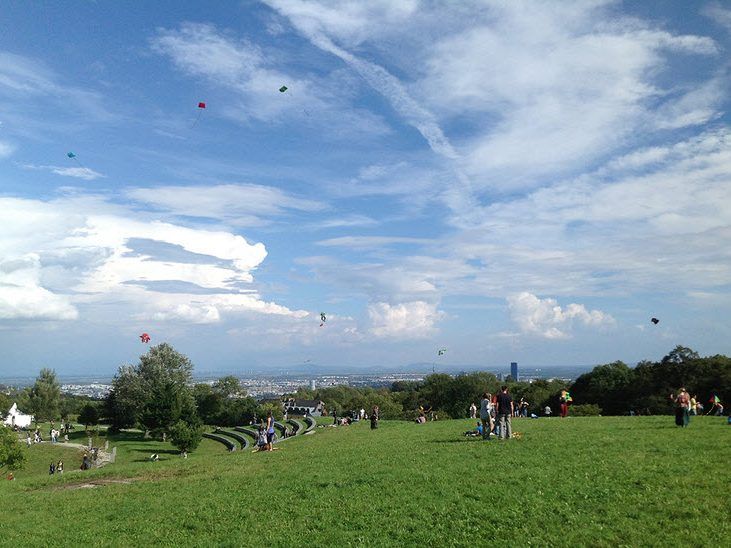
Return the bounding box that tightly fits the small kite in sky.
[279,85,288,93]
[319,312,327,327]
[191,101,207,129]
[437,348,447,356]
[140,333,151,343]
[66,151,86,169]
[651,318,659,325]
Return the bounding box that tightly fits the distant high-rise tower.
[510,362,519,382]
[310,379,316,391]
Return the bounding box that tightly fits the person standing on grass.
[479,393,493,441]
[670,388,690,427]
[559,390,570,418]
[496,386,513,440]
[370,405,379,429]
[469,402,477,419]
[266,410,276,452]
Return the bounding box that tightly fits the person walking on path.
[479,393,493,440]
[265,410,276,451]
[496,386,513,440]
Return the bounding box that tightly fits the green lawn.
[1,416,728,546]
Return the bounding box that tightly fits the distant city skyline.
[2,2,731,376]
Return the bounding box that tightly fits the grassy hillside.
[1,416,729,546]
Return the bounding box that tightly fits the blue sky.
[1,1,730,376]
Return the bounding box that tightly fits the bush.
[569,404,602,416]
[169,420,204,453]
[0,426,26,472]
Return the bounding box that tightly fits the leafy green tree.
[105,365,145,431]
[257,402,283,422]
[0,426,26,472]
[28,368,61,423]
[78,403,100,431]
[169,420,203,454]
[571,361,632,415]
[213,375,245,398]
[105,344,199,435]
[0,393,11,417]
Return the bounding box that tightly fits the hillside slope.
[1,417,729,546]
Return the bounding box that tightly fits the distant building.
[511,362,519,382]
[283,398,325,417]
[3,403,33,428]
[310,379,316,391]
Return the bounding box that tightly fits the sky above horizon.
[1,1,730,376]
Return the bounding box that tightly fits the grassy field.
[1,416,728,546]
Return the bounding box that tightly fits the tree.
[105,365,145,431]
[78,403,100,431]
[169,420,203,454]
[213,375,245,398]
[661,346,700,365]
[105,344,199,435]
[28,368,61,423]
[0,426,26,472]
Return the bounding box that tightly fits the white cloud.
[50,166,104,180]
[0,193,306,324]
[316,236,432,248]
[22,163,105,180]
[703,2,731,33]
[125,183,325,226]
[151,22,390,136]
[507,292,613,339]
[368,301,443,339]
[0,254,78,320]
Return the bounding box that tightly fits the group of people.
[478,386,516,440]
[255,410,277,452]
[48,460,64,475]
[670,388,724,427]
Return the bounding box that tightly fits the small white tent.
[3,403,34,429]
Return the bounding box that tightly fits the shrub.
[569,404,602,416]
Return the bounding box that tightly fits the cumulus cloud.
[368,301,443,339]
[0,193,305,324]
[0,254,78,320]
[507,292,614,339]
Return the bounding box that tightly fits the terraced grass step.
[202,432,236,451]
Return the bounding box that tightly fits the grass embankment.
[1,417,728,546]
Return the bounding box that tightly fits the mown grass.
[1,416,728,546]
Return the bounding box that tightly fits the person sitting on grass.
[57,460,64,474]
[464,422,483,437]
[256,426,267,451]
